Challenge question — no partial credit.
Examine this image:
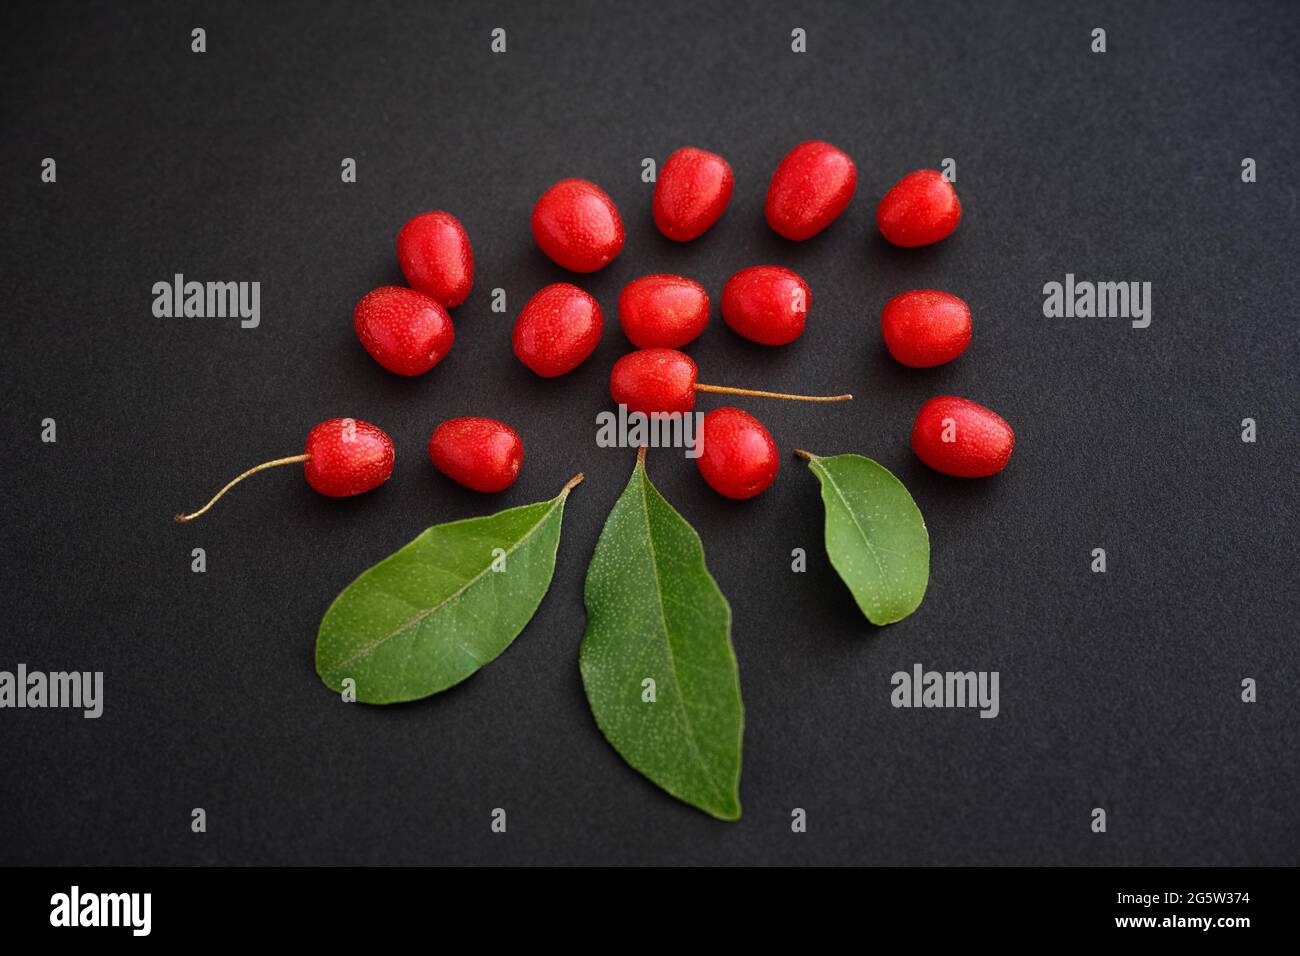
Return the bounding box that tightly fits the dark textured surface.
[1,0,1296,865]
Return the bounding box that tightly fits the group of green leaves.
[315,448,929,820]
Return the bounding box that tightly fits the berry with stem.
[175,418,394,522]
[609,348,852,415]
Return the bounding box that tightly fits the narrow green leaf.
[799,451,930,625]
[316,474,583,704]
[580,450,743,821]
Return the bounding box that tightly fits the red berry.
[765,141,858,240]
[876,170,962,247]
[610,348,698,414]
[428,417,523,493]
[721,265,810,345]
[303,418,395,497]
[513,283,603,377]
[695,407,779,499]
[618,274,710,348]
[531,178,625,273]
[911,396,1014,477]
[881,290,972,367]
[653,147,734,241]
[396,211,473,308]
[354,286,454,376]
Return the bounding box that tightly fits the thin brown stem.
[175,454,310,523]
[636,445,648,467]
[561,472,585,495]
[695,383,853,403]
[793,449,819,461]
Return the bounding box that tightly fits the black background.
[1,0,1296,866]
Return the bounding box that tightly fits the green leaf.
[799,451,930,625]
[580,449,743,821]
[316,474,583,704]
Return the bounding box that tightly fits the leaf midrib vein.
[325,499,560,674]
[819,461,889,585]
[637,469,729,808]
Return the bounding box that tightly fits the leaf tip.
[561,472,585,495]
[635,444,647,467]
[711,800,742,822]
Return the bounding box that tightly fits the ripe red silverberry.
[721,265,811,345]
[354,286,455,376]
[611,348,699,414]
[618,274,710,348]
[877,170,962,247]
[175,418,394,521]
[396,211,474,308]
[609,347,852,415]
[513,283,603,377]
[911,396,1014,477]
[653,147,734,241]
[531,178,625,273]
[695,407,779,499]
[428,417,523,493]
[881,290,972,367]
[765,141,858,240]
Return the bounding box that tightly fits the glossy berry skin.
[303,418,394,497]
[721,265,811,346]
[531,178,625,273]
[396,211,474,308]
[695,407,779,499]
[609,348,698,414]
[911,396,1014,478]
[512,283,603,377]
[877,170,962,247]
[428,417,523,493]
[881,290,972,367]
[354,286,455,376]
[765,141,858,240]
[618,274,710,348]
[653,147,734,241]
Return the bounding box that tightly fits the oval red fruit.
[721,265,810,345]
[303,418,395,497]
[876,170,962,247]
[881,290,972,367]
[609,348,698,415]
[531,178,624,273]
[618,274,710,348]
[653,147,735,241]
[512,283,603,377]
[911,396,1014,477]
[695,407,779,499]
[428,417,524,493]
[765,141,858,240]
[354,286,454,376]
[396,211,474,308]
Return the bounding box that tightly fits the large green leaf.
[580,449,743,821]
[800,451,929,625]
[316,475,583,704]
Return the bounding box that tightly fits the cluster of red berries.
[178,141,1014,521]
